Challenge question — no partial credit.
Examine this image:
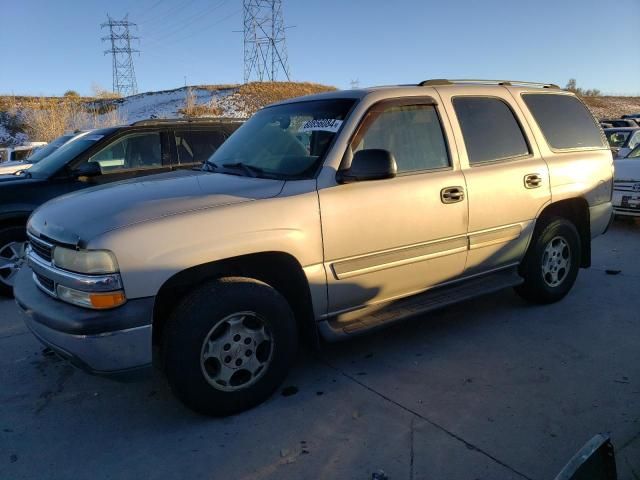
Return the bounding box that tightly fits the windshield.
[26,133,106,177]
[25,134,75,163]
[605,130,632,148]
[207,99,356,179]
[628,145,640,159]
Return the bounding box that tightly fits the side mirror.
[337,149,397,184]
[73,162,102,178]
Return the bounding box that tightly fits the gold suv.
[16,79,614,416]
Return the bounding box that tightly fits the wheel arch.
[152,251,319,364]
[0,211,31,230]
[536,197,591,268]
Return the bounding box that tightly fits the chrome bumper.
[24,314,152,374]
[14,266,153,374]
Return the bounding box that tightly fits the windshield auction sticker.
[299,119,343,133]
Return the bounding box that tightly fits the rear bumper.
[14,266,153,374]
[589,202,614,238]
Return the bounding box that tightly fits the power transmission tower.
[243,0,290,83]
[101,15,140,96]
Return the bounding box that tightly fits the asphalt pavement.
[1,219,639,480]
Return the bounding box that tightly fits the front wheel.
[164,277,298,416]
[0,226,27,298]
[515,217,581,304]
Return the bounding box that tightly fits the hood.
[29,169,285,245]
[0,161,30,176]
[614,159,640,182]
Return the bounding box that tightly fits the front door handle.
[441,186,465,204]
[524,173,543,189]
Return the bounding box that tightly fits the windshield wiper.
[221,162,265,178]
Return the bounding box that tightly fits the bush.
[21,97,125,142]
[63,90,80,98]
[179,88,223,117]
[565,78,601,97]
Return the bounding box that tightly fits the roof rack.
[418,79,560,89]
[131,117,246,127]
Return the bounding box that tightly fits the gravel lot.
[1,220,639,480]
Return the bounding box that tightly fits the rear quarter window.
[522,94,605,150]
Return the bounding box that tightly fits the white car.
[0,134,77,175]
[613,144,640,217]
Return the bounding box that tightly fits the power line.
[101,14,140,96]
[243,0,291,83]
[144,0,229,44]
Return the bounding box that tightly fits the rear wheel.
[515,217,581,304]
[0,226,27,298]
[164,277,298,416]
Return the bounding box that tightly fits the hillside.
[0,82,336,145]
[1,82,639,146]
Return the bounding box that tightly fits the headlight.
[53,247,119,274]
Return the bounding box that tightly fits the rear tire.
[515,217,581,304]
[0,226,27,298]
[164,277,298,416]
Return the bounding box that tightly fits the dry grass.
[227,82,337,115]
[178,88,223,117]
[21,97,125,142]
[581,96,640,119]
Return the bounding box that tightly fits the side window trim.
[343,96,453,174]
[452,95,532,167]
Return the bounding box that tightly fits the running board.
[321,268,523,340]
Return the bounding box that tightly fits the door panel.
[320,169,468,314]
[436,87,552,275]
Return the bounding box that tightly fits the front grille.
[34,272,55,294]
[28,234,53,262]
[614,182,640,193]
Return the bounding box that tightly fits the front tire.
[515,217,581,304]
[164,277,298,416]
[0,226,27,298]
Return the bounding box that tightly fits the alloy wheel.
[541,236,571,288]
[200,311,273,392]
[0,241,26,287]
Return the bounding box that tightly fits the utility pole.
[101,15,140,96]
[243,0,290,83]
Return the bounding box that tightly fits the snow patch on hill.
[98,86,247,123]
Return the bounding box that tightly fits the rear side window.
[453,97,530,165]
[523,94,605,150]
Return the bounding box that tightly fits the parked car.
[15,80,613,416]
[0,143,46,163]
[0,118,242,295]
[0,132,81,176]
[612,143,640,217]
[600,118,638,128]
[604,127,640,158]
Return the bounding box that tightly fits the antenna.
[101,15,140,96]
[243,0,290,83]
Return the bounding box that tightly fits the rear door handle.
[524,174,543,189]
[441,186,465,204]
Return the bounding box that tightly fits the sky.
[2,0,639,96]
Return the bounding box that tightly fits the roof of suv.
[272,79,564,106]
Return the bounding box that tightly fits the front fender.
[89,189,326,312]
